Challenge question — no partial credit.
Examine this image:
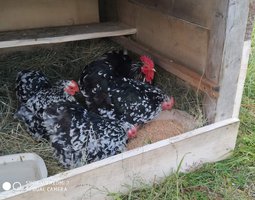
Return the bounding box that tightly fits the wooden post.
[204,0,250,122]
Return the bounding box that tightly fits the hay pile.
[0,39,204,176]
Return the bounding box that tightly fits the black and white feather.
[15,75,79,141]
[80,71,172,126]
[15,70,51,104]
[98,78,171,124]
[42,102,134,169]
[79,51,150,109]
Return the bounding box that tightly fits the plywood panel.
[131,0,215,28]
[0,0,99,32]
[0,23,137,48]
[116,0,209,74]
[0,118,239,200]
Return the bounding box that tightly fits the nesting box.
[0,0,252,199]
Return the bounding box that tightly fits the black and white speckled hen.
[14,74,80,141]
[42,102,137,169]
[100,50,155,83]
[15,70,51,104]
[80,50,155,84]
[79,62,174,127]
[95,78,174,125]
[79,51,155,108]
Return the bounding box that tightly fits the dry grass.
[0,39,204,176]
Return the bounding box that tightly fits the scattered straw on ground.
[0,39,204,176]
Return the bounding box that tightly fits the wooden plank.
[202,0,229,123]
[130,0,215,28]
[214,0,250,122]
[0,0,99,32]
[233,40,251,118]
[115,0,209,75]
[0,23,137,49]
[205,0,229,84]
[0,118,239,200]
[112,36,219,98]
[203,0,250,123]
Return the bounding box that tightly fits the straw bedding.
[0,39,204,175]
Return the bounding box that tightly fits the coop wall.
[100,0,250,123]
[0,0,99,32]
[100,0,215,75]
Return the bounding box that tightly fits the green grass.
[112,38,255,200]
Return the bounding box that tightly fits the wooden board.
[0,118,239,200]
[214,0,250,122]
[114,0,209,75]
[0,0,99,32]
[203,0,250,123]
[112,36,219,98]
[206,0,229,83]
[130,0,215,28]
[0,23,137,49]
[233,40,251,118]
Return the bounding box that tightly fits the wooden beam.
[214,0,250,122]
[205,0,229,83]
[0,23,137,49]
[203,0,229,123]
[112,36,219,98]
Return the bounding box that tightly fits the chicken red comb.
[140,55,154,69]
[140,55,155,83]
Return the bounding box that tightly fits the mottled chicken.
[79,51,155,85]
[79,51,155,108]
[15,70,51,104]
[42,102,137,168]
[14,71,80,141]
[97,78,173,125]
[80,63,174,127]
[97,51,155,83]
